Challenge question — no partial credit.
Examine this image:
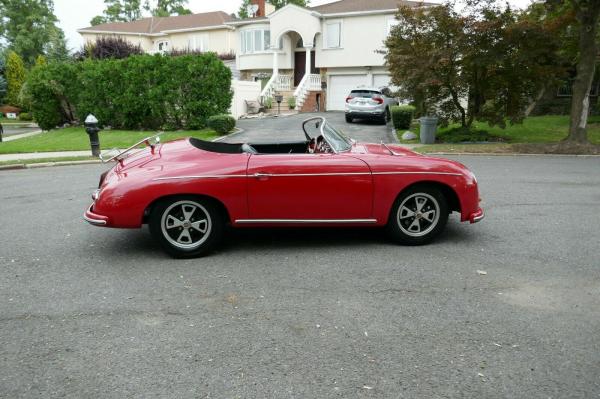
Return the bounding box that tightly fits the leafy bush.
[207,114,236,134]
[24,61,80,130]
[25,53,233,131]
[391,105,415,130]
[287,96,296,110]
[18,112,32,121]
[264,96,273,109]
[74,36,144,60]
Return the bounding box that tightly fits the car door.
[246,153,373,221]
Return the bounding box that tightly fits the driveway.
[1,123,40,138]
[1,155,599,398]
[226,111,398,144]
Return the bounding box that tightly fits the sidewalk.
[0,150,94,162]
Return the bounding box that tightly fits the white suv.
[344,87,398,124]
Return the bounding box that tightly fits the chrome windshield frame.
[301,117,352,154]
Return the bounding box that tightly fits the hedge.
[207,114,236,134]
[391,105,416,130]
[24,53,233,131]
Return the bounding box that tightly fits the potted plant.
[287,96,296,110]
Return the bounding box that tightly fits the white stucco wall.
[269,6,321,47]
[230,79,262,118]
[167,28,236,54]
[79,32,155,52]
[316,14,394,68]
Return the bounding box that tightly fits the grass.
[0,156,98,166]
[398,115,600,154]
[0,127,218,154]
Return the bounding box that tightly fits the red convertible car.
[84,117,483,258]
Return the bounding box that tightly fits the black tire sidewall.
[149,196,224,258]
[387,185,449,245]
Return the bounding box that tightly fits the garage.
[327,74,368,111]
[373,74,392,88]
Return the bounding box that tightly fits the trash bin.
[419,116,438,144]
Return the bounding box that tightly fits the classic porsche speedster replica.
[84,117,483,258]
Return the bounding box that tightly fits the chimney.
[250,0,266,17]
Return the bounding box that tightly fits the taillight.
[345,96,354,103]
[372,96,384,104]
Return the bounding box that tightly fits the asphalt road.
[1,124,40,138]
[1,155,599,398]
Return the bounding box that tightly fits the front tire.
[345,115,353,123]
[387,185,448,245]
[149,196,224,258]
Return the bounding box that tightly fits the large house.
[78,11,237,55]
[78,0,432,113]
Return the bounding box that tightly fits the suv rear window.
[350,90,381,98]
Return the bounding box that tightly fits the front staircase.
[260,73,322,115]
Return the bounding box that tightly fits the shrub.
[207,114,236,134]
[436,127,503,143]
[26,53,232,131]
[6,51,26,107]
[74,36,144,60]
[18,112,32,121]
[391,105,415,130]
[264,96,273,109]
[24,61,80,130]
[287,96,296,110]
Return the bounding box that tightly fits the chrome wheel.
[397,193,440,237]
[160,200,212,249]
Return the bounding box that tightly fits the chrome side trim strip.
[153,171,462,181]
[235,219,378,224]
[373,171,462,177]
[153,174,247,181]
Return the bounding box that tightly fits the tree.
[5,51,26,107]
[91,0,143,25]
[238,0,252,18]
[268,0,309,9]
[384,3,564,129]
[0,0,69,66]
[563,0,600,144]
[145,0,191,17]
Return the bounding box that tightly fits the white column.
[305,45,313,77]
[272,50,279,77]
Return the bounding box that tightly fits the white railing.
[260,74,293,104]
[294,74,322,109]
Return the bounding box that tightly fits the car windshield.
[350,90,381,98]
[322,121,352,153]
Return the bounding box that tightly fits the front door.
[246,153,373,221]
[294,51,317,87]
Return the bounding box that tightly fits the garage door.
[373,74,391,88]
[327,74,367,111]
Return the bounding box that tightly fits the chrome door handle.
[254,173,270,180]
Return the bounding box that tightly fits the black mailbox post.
[84,114,101,157]
[274,94,283,115]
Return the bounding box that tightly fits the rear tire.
[381,108,390,125]
[345,115,353,123]
[387,185,448,245]
[149,196,224,258]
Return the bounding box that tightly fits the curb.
[0,159,102,171]
[423,152,600,157]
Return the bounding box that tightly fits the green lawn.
[399,115,600,145]
[0,127,218,154]
[0,156,98,166]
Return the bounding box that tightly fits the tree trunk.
[525,86,546,117]
[566,1,600,144]
[448,87,467,127]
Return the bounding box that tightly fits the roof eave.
[159,24,235,34]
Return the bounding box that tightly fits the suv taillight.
[372,96,384,104]
[345,96,354,103]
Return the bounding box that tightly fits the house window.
[326,21,341,48]
[240,29,271,54]
[157,40,169,53]
[557,78,600,97]
[188,34,209,52]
